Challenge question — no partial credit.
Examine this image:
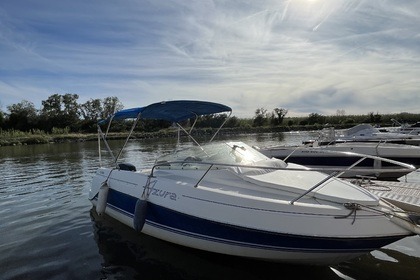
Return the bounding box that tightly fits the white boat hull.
[89,166,414,265]
[258,142,420,180]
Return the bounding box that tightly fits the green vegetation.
[1,93,419,146]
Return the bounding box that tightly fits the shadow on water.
[90,209,340,280]
[332,247,420,280]
[90,208,420,280]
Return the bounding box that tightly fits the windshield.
[156,141,270,165]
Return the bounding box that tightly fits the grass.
[0,124,319,147]
[0,129,98,146]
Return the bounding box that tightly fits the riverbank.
[0,123,342,147]
[0,133,96,146]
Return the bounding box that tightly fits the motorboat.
[256,141,420,180]
[303,124,420,146]
[389,119,420,135]
[89,100,420,265]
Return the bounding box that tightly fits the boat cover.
[98,100,232,124]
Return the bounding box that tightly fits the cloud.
[0,0,419,117]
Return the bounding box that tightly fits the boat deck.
[349,179,420,212]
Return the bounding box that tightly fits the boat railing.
[283,142,315,162]
[147,152,416,204]
[151,155,414,174]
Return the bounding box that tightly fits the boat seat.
[118,163,136,171]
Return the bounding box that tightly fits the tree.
[270,108,288,126]
[80,98,102,122]
[0,109,4,129]
[79,96,124,132]
[253,108,268,127]
[102,96,123,119]
[41,93,62,118]
[62,93,80,119]
[79,98,103,132]
[6,100,38,131]
[61,93,81,130]
[365,112,382,124]
[39,93,81,132]
[196,113,229,128]
[225,116,239,128]
[307,113,326,125]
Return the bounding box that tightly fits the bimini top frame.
[96,100,232,166]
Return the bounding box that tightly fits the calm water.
[1,132,419,280]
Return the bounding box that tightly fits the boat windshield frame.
[96,100,232,167]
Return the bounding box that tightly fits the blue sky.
[1,0,419,118]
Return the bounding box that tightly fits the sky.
[1,0,419,118]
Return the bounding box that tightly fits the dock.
[351,179,420,213]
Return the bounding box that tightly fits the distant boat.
[256,141,419,180]
[303,124,420,146]
[89,101,420,265]
[389,119,420,135]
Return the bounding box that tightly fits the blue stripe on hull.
[103,188,404,254]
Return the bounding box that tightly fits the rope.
[335,203,360,224]
[334,200,420,229]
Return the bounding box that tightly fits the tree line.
[0,94,124,133]
[0,94,288,134]
[0,93,419,134]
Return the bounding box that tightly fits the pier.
[350,179,420,212]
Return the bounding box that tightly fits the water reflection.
[90,209,339,280]
[90,205,420,280]
[333,248,420,280]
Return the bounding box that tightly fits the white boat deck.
[350,179,420,212]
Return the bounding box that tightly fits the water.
[0,132,419,280]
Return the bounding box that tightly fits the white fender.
[133,198,148,232]
[96,182,109,215]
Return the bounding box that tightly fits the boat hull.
[89,168,412,265]
[90,193,406,265]
[258,143,420,180]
